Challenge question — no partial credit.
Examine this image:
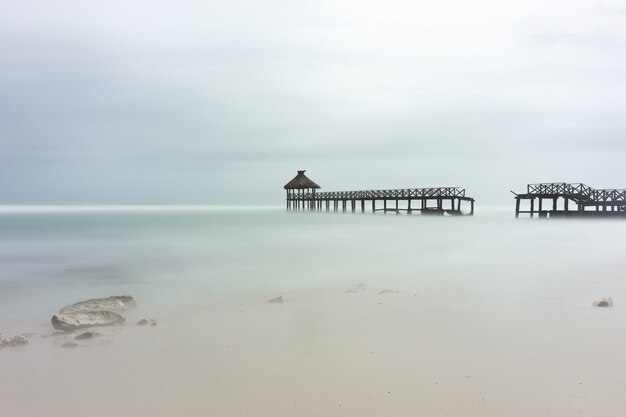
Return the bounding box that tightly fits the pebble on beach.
[346,283,367,293]
[593,298,614,307]
[74,331,102,340]
[0,335,30,348]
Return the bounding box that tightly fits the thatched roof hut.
[284,170,321,190]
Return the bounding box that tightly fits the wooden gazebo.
[284,170,321,211]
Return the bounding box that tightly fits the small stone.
[378,289,396,294]
[150,320,157,326]
[137,319,157,326]
[61,342,79,348]
[267,296,284,303]
[593,298,614,307]
[0,335,29,348]
[74,331,102,340]
[346,283,366,293]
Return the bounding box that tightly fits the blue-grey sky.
[1,0,626,204]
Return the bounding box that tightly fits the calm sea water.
[1,206,625,331]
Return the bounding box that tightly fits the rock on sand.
[593,298,614,307]
[74,331,102,340]
[59,295,137,314]
[51,310,126,332]
[0,335,29,348]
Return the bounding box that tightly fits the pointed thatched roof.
[284,170,321,190]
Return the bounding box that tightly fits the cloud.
[0,0,625,203]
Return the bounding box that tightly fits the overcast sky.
[1,0,625,205]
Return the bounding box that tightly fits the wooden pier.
[513,183,626,218]
[285,170,475,216]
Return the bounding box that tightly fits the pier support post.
[515,198,520,218]
[470,200,474,216]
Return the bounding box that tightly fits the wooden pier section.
[285,171,475,216]
[514,183,626,218]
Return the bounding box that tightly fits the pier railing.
[527,183,626,202]
[289,187,467,201]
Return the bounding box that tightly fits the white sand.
[2,282,625,417]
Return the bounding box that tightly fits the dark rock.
[593,298,614,307]
[267,296,284,304]
[137,319,157,326]
[74,331,102,340]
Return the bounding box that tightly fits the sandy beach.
[1,209,626,416]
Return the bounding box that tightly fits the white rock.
[59,295,136,314]
[51,310,126,331]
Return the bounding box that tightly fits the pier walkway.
[284,171,475,216]
[514,183,626,218]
